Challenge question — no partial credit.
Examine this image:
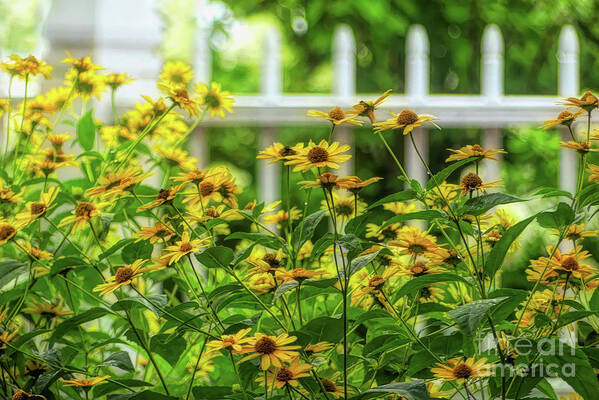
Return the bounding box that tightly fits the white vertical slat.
[258,26,282,205]
[481,24,504,184]
[558,25,579,193]
[405,25,429,185]
[332,25,356,176]
[189,1,212,168]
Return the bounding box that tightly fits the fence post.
[189,2,212,168]
[257,26,282,205]
[405,25,429,185]
[481,24,504,185]
[558,25,579,193]
[333,25,356,177]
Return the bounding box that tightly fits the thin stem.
[377,133,410,182]
[296,284,303,325]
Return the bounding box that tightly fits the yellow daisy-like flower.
[299,172,360,191]
[321,192,366,220]
[560,393,584,400]
[304,342,333,357]
[365,222,402,241]
[431,357,492,383]
[445,144,506,162]
[306,107,362,126]
[589,164,599,183]
[93,260,149,295]
[45,86,75,111]
[0,222,21,245]
[16,187,59,225]
[348,89,392,123]
[239,333,301,370]
[257,142,305,164]
[194,82,234,119]
[247,272,276,295]
[263,207,302,229]
[542,109,583,129]
[158,82,200,116]
[383,201,419,215]
[20,241,53,261]
[339,176,383,194]
[60,375,110,387]
[276,267,325,283]
[207,328,252,353]
[373,109,439,135]
[563,90,599,112]
[560,141,596,154]
[59,201,107,231]
[285,140,351,172]
[257,357,312,389]
[390,229,448,259]
[0,180,23,204]
[137,184,185,212]
[134,220,177,244]
[160,61,193,88]
[86,167,152,199]
[247,248,286,276]
[23,299,72,318]
[62,51,103,73]
[155,146,198,171]
[319,377,345,398]
[105,73,134,90]
[1,55,52,79]
[460,172,501,195]
[66,69,106,100]
[161,231,210,265]
[549,223,599,242]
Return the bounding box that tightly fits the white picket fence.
[1,0,583,207]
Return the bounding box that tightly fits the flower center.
[75,202,96,218]
[453,363,473,380]
[204,93,221,108]
[471,144,484,153]
[179,242,193,253]
[262,254,281,268]
[30,202,47,215]
[280,146,297,157]
[558,110,573,121]
[410,262,427,276]
[199,181,215,197]
[561,256,579,271]
[307,147,329,164]
[396,109,419,125]
[115,267,134,283]
[380,227,397,240]
[157,189,171,201]
[336,203,353,217]
[327,107,345,121]
[0,225,16,242]
[276,367,293,383]
[320,378,337,392]
[461,173,483,191]
[408,244,426,254]
[254,336,277,354]
[369,275,385,289]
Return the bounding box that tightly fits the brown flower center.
[280,146,297,157]
[157,189,172,201]
[396,109,419,125]
[276,367,293,383]
[205,208,219,218]
[410,262,428,276]
[408,244,426,254]
[199,181,215,197]
[0,225,16,242]
[307,147,329,164]
[262,254,281,268]
[30,202,47,215]
[471,144,484,153]
[179,242,193,253]
[254,336,277,354]
[327,107,345,121]
[461,173,483,191]
[115,267,134,283]
[320,378,337,392]
[558,110,573,121]
[380,227,397,240]
[369,275,385,289]
[204,93,221,108]
[561,256,579,271]
[453,363,473,380]
[75,202,95,218]
[12,391,29,400]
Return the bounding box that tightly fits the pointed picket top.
[261,25,282,102]
[481,24,504,100]
[406,24,429,99]
[558,25,579,97]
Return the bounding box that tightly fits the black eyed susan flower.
[239,333,301,370]
[320,192,366,220]
[390,229,450,259]
[446,144,506,162]
[134,220,177,243]
[1,55,52,79]
[159,61,193,88]
[305,342,333,357]
[383,201,419,215]
[59,201,108,231]
[137,184,185,212]
[155,146,198,171]
[542,109,583,129]
[419,284,444,303]
[158,82,200,116]
[373,109,439,134]
[0,222,20,245]
[247,248,286,276]
[194,82,234,119]
[16,187,59,225]
[285,140,351,172]
[247,273,276,295]
[23,299,72,319]
[276,267,325,283]
[207,328,252,353]
[299,172,359,190]
[563,90,599,112]
[62,51,103,73]
[365,222,402,241]
[550,223,598,242]
[459,172,501,195]
[257,142,305,164]
[60,375,110,387]
[161,231,210,265]
[431,357,492,383]
[263,207,302,229]
[348,89,392,123]
[319,377,344,398]
[560,140,596,154]
[86,167,152,199]
[105,73,134,90]
[0,181,23,204]
[257,358,312,389]
[93,260,149,295]
[11,389,47,400]
[21,241,52,261]
[306,107,362,126]
[66,69,107,100]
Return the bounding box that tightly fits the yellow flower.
[62,51,103,73]
[446,144,506,162]
[160,61,193,87]
[158,82,200,116]
[16,187,59,225]
[155,146,198,171]
[137,184,185,211]
[276,267,325,283]
[285,140,351,172]
[390,229,448,259]
[263,207,302,229]
[348,89,392,123]
[20,241,53,261]
[66,69,106,100]
[93,260,149,295]
[0,99,8,117]
[44,86,76,111]
[134,220,177,244]
[207,328,252,353]
[563,90,599,112]
[319,377,344,398]
[60,375,110,387]
[431,357,492,383]
[247,248,286,276]
[560,140,596,154]
[194,82,234,118]
[161,231,210,264]
[257,142,305,164]
[306,107,362,126]
[304,341,333,357]
[339,176,383,194]
[320,192,366,220]
[247,272,276,295]
[460,172,501,195]
[0,180,23,204]
[105,73,134,90]
[365,222,402,241]
[589,164,599,183]
[59,201,108,231]
[542,109,583,129]
[383,201,419,215]
[560,393,584,400]
[256,357,312,389]
[86,167,152,199]
[550,224,598,242]
[1,55,52,79]
[373,109,439,134]
[299,172,360,191]
[0,222,20,245]
[239,333,301,370]
[23,299,72,319]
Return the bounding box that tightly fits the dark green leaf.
[396,273,470,298]
[192,386,233,400]
[112,295,168,318]
[101,351,134,371]
[536,202,575,229]
[382,210,446,227]
[485,215,536,275]
[367,190,417,210]
[122,240,153,264]
[77,109,96,151]
[273,280,299,300]
[426,157,474,190]
[293,209,327,250]
[150,334,186,367]
[50,307,109,344]
[463,193,526,215]
[108,390,178,400]
[448,297,507,337]
[299,316,343,343]
[195,246,234,269]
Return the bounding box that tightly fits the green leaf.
[273,280,299,300]
[298,316,343,343]
[536,202,575,229]
[107,390,178,400]
[448,297,507,337]
[555,310,595,329]
[195,246,234,269]
[0,259,27,287]
[534,187,573,199]
[100,239,135,260]
[426,157,474,190]
[225,232,282,249]
[590,288,599,311]
[341,248,385,279]
[361,380,430,400]
[192,386,233,400]
[112,295,168,317]
[232,244,255,266]
[122,240,153,264]
[382,210,446,227]
[150,334,186,367]
[101,351,134,372]
[50,307,109,343]
[292,209,327,251]
[396,273,470,298]
[367,190,417,210]
[463,193,525,216]
[484,215,536,275]
[77,109,96,151]
[345,212,371,235]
